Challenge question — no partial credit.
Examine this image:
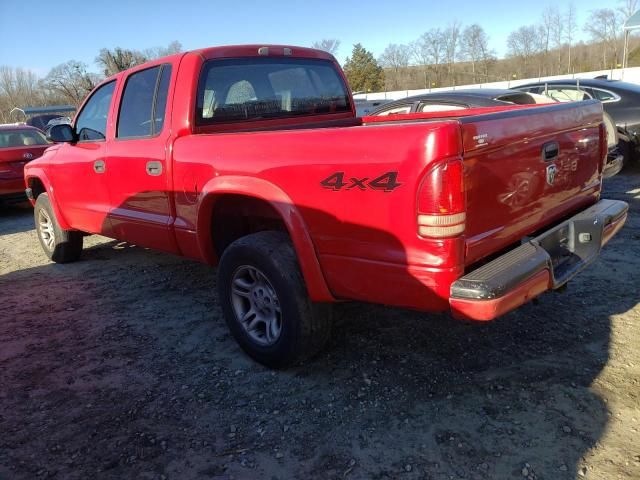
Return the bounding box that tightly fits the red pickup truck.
[25,45,627,367]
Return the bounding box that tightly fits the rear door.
[52,81,116,234]
[104,63,176,252]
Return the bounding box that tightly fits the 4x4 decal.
[320,171,402,192]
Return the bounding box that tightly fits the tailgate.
[461,100,605,266]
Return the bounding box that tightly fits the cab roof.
[191,44,335,61]
[101,44,336,84]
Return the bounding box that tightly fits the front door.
[104,64,176,252]
[52,81,116,234]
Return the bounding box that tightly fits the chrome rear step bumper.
[450,199,628,320]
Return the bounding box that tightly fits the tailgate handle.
[542,142,559,161]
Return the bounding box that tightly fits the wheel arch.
[196,176,334,302]
[25,170,72,231]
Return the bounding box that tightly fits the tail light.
[599,123,608,172]
[417,159,466,238]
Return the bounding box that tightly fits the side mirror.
[47,124,76,143]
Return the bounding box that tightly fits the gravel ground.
[1,168,639,480]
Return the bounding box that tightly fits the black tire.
[217,231,332,368]
[34,193,83,263]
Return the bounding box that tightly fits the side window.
[75,81,116,141]
[153,65,172,133]
[376,105,412,116]
[545,87,592,102]
[117,66,160,138]
[520,87,542,94]
[418,103,467,113]
[592,88,617,102]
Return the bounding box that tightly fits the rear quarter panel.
[172,120,465,309]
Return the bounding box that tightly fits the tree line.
[0,1,637,123]
[332,0,639,92]
[0,42,182,123]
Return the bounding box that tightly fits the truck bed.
[365,100,605,265]
[173,100,606,310]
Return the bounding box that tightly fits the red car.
[0,125,50,205]
[24,45,627,367]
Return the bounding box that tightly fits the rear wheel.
[217,231,332,368]
[34,193,83,263]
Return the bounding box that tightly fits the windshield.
[196,57,351,125]
[0,129,49,148]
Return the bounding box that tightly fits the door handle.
[146,161,163,176]
[93,160,106,173]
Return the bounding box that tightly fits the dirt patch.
[1,169,639,480]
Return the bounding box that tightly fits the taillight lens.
[599,123,608,172]
[417,159,465,238]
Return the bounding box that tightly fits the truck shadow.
[0,173,638,479]
[0,202,33,236]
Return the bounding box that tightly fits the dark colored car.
[26,114,65,131]
[513,78,640,165]
[354,98,393,116]
[368,89,554,116]
[0,125,50,205]
[369,88,622,178]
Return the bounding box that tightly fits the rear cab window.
[196,57,351,126]
[591,88,618,102]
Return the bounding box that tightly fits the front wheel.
[34,193,83,263]
[217,231,332,368]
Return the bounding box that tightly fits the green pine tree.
[343,44,384,93]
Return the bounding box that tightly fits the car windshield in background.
[0,129,49,148]
[196,57,351,125]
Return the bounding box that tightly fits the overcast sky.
[0,0,622,76]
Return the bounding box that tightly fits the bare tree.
[443,21,461,83]
[507,25,540,77]
[411,29,446,87]
[0,67,40,106]
[311,39,341,56]
[564,3,578,73]
[585,8,622,69]
[379,44,411,89]
[410,40,430,88]
[461,24,493,82]
[42,61,100,106]
[546,7,564,74]
[618,0,639,20]
[540,7,554,58]
[142,41,183,60]
[95,47,147,76]
[0,67,45,122]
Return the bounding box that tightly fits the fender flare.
[196,176,334,302]
[24,169,72,231]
